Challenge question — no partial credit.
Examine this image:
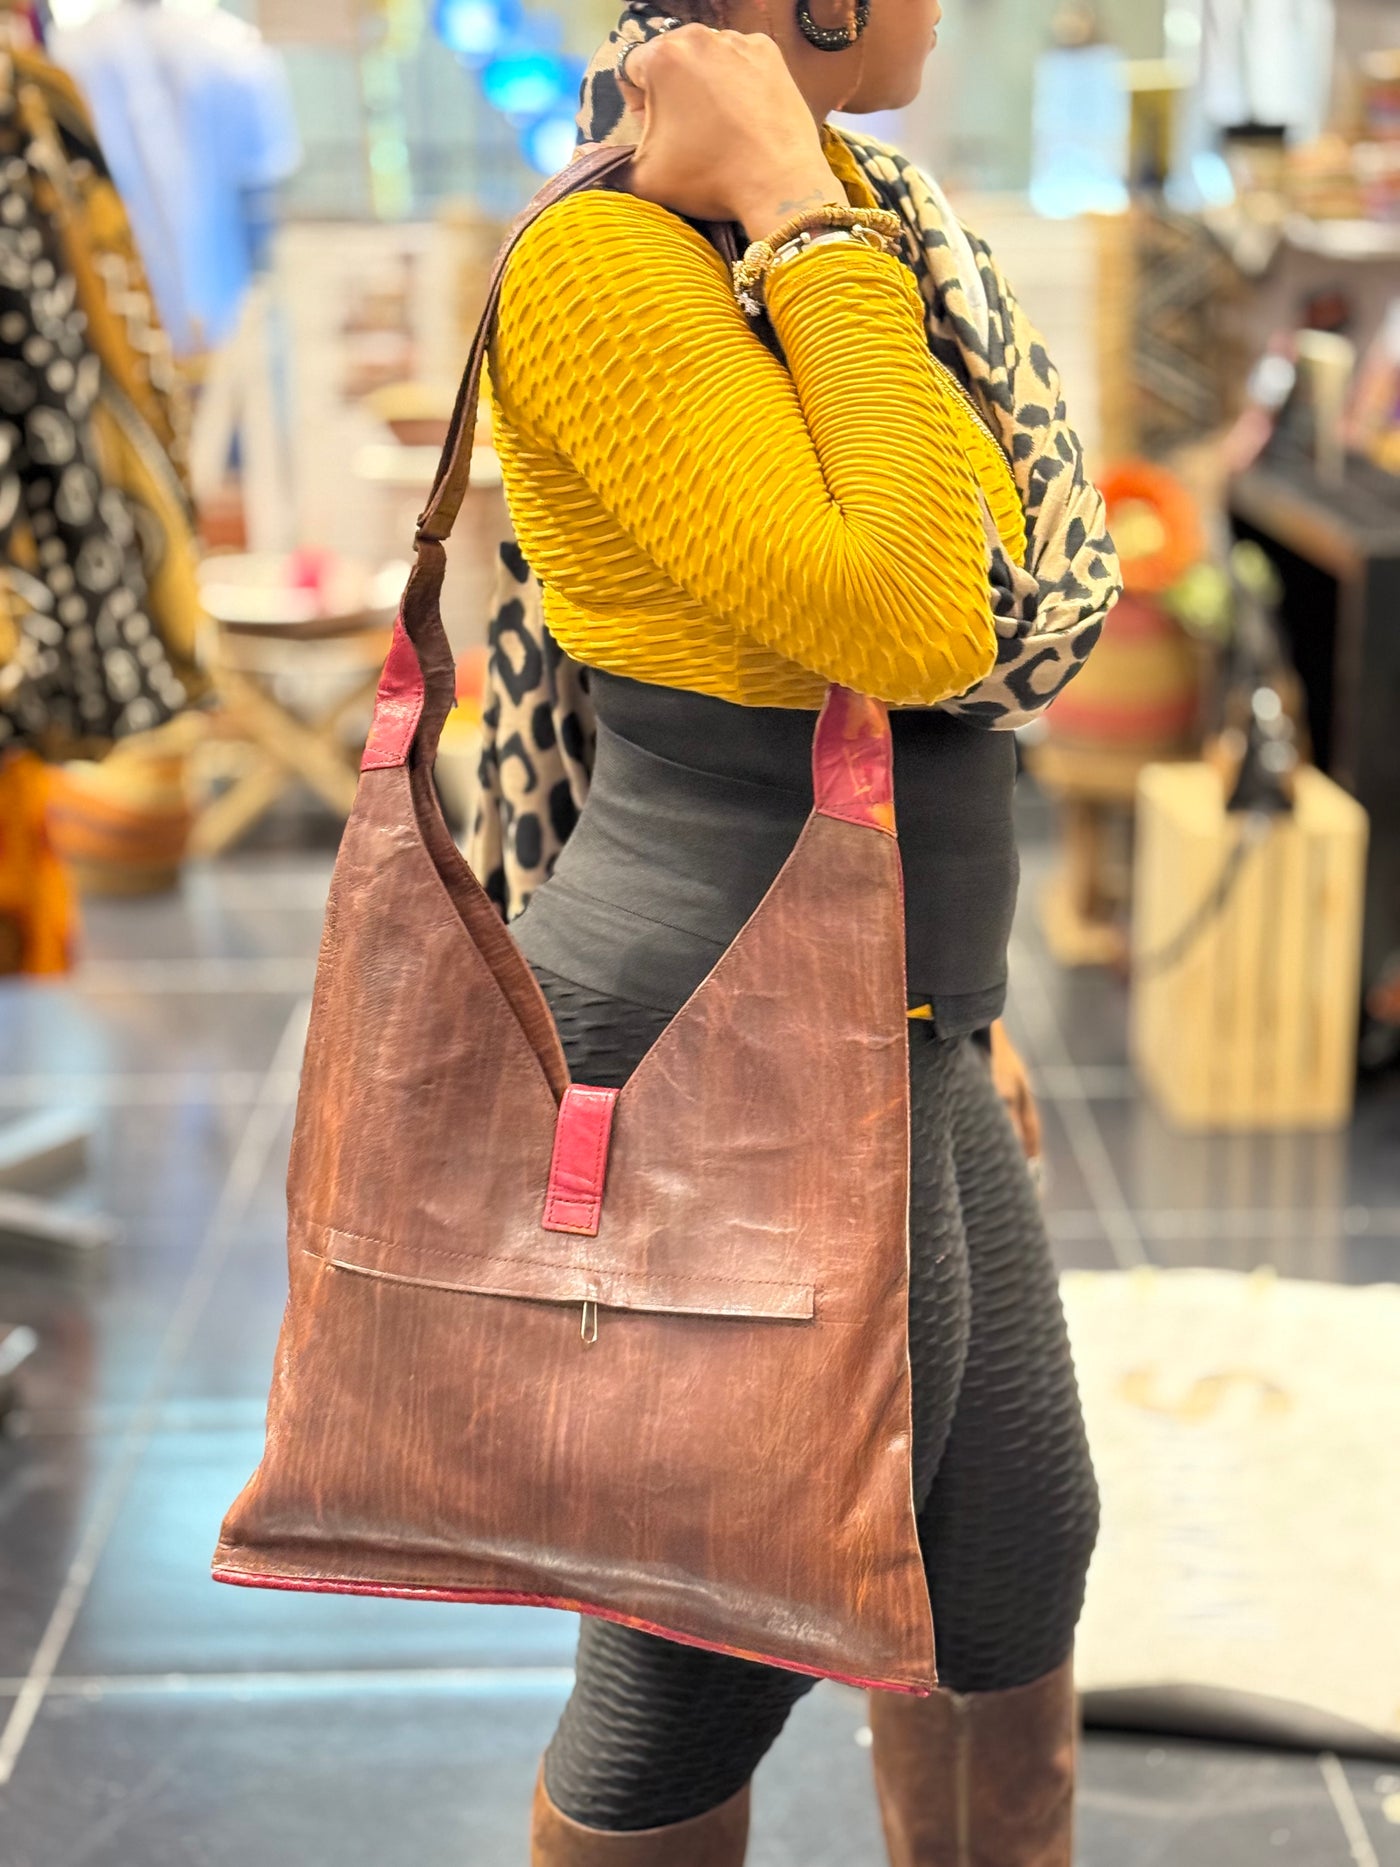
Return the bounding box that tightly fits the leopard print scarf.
[471,2,1120,919]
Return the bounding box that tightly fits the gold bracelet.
[732,204,903,318]
[770,224,889,270]
[763,201,902,255]
[733,203,902,293]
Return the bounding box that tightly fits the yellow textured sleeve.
[490,189,1005,708]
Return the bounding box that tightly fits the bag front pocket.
[305,1219,814,1324]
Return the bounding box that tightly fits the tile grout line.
[182,872,333,911]
[0,1666,577,1698]
[1033,1065,1139,1101]
[0,1001,310,1792]
[1006,945,1148,1272]
[0,1071,302,1109]
[1320,1753,1382,1867]
[70,959,315,995]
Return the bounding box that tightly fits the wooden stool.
[194,555,404,857]
[1132,762,1368,1130]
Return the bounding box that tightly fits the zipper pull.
[581,1300,599,1346]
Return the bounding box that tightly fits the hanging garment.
[16,51,191,474]
[1201,0,1336,141]
[0,751,74,975]
[213,146,937,1696]
[0,47,202,760]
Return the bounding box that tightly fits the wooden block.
[1131,764,1368,1131]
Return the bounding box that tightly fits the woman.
[482,4,1119,1861]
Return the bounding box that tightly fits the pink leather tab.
[361,616,426,772]
[812,686,896,835]
[542,1086,620,1238]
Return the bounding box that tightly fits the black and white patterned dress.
[0,75,189,759]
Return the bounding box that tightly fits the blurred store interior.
[0,0,1398,1862]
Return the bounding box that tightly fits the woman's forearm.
[492,192,1000,706]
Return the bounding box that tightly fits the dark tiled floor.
[1,838,1398,1865]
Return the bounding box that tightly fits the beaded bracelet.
[732,203,903,318]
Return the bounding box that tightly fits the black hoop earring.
[795,0,870,51]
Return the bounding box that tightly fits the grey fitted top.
[511,670,1019,1037]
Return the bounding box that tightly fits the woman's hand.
[619,25,842,240]
[989,1021,1043,1168]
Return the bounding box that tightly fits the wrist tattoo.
[770,190,835,217]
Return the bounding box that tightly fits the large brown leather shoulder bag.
[213,147,936,1696]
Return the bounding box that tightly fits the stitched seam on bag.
[361,627,427,773]
[544,1209,598,1229]
[361,687,425,770]
[817,804,896,838]
[209,1571,917,1690]
[304,1225,810,1295]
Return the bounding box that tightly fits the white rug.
[1064,1268,1400,1756]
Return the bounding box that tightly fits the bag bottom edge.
[209,1562,934,1698]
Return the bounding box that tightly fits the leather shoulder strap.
[378,149,743,777]
[416,142,634,547]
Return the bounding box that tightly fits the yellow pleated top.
[487,132,1026,710]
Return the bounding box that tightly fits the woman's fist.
[620,26,841,238]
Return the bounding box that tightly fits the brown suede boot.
[868,1658,1077,1867]
[530,1771,751,1864]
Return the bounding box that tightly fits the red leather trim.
[209,1568,933,1695]
[361,616,426,772]
[812,686,896,835]
[542,1085,620,1237]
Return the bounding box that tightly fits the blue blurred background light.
[1029,43,1131,220]
[480,50,576,121]
[522,110,580,175]
[434,1,583,175]
[434,0,517,66]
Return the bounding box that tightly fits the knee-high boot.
[530,1771,751,1864]
[868,1658,1077,1867]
